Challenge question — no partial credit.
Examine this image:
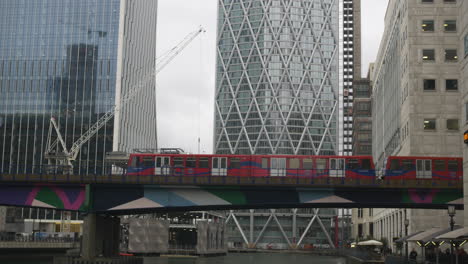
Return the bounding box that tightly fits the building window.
[466,103,468,124]
[446,79,458,91]
[424,119,436,130]
[445,49,458,61]
[444,20,457,32]
[422,49,435,61]
[358,208,363,218]
[421,0,433,2]
[422,20,434,32]
[358,224,363,238]
[444,0,456,3]
[465,34,468,57]
[447,119,459,130]
[423,79,436,91]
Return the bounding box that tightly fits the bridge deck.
[0,174,461,189]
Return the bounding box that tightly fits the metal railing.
[0,233,79,243]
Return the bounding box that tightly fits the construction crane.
[44,26,205,171]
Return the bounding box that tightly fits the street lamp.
[404,218,409,261]
[448,205,456,264]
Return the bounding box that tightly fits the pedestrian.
[409,248,418,262]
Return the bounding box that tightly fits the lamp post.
[448,205,456,264]
[404,218,409,261]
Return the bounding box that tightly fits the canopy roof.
[407,226,462,243]
[357,240,383,246]
[394,231,424,243]
[435,227,468,240]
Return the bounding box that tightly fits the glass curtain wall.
[0,0,121,174]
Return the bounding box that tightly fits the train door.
[155,156,171,175]
[330,158,345,177]
[271,158,286,177]
[212,157,227,176]
[416,159,432,179]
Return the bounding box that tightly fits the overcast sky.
[155,0,389,154]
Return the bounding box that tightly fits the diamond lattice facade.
[214,0,340,155]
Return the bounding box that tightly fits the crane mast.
[44,27,205,171]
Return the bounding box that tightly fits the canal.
[144,253,346,264]
[2,253,347,264]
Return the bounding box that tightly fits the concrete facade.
[351,208,373,240]
[125,218,169,254]
[370,0,462,252]
[460,0,468,227]
[352,79,372,156]
[342,0,362,156]
[195,221,226,255]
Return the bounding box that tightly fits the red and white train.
[126,151,462,181]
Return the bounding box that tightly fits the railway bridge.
[0,173,462,213]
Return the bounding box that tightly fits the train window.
[361,159,371,170]
[316,159,326,171]
[230,158,241,169]
[174,157,184,167]
[186,158,196,168]
[221,158,227,168]
[448,160,459,171]
[389,160,399,170]
[304,159,313,169]
[402,160,414,170]
[142,156,153,167]
[347,159,359,169]
[434,160,445,171]
[262,158,269,169]
[130,157,137,167]
[156,158,161,167]
[289,158,300,169]
[199,158,209,168]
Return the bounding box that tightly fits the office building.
[215,0,361,248]
[351,78,371,156]
[0,0,158,174]
[460,0,468,225]
[0,0,158,233]
[214,0,342,156]
[370,0,463,250]
[342,0,361,155]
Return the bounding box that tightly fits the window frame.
[446,119,459,131]
[423,79,436,91]
[424,119,436,130]
[444,20,457,32]
[422,49,435,61]
[445,49,458,62]
[421,20,434,32]
[446,79,458,91]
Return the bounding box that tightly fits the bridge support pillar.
[81,214,120,260]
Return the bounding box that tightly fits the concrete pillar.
[0,207,6,232]
[81,214,120,260]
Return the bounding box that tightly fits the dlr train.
[126,152,462,181]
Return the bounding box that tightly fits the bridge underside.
[88,185,463,214]
[0,180,462,214]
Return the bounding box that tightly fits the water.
[144,253,346,264]
[1,253,346,264]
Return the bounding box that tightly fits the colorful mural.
[89,185,463,213]
[0,183,462,213]
[0,184,87,211]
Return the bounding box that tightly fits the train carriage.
[385,156,462,180]
[127,154,376,179]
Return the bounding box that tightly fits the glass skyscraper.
[214,0,340,155]
[0,0,158,174]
